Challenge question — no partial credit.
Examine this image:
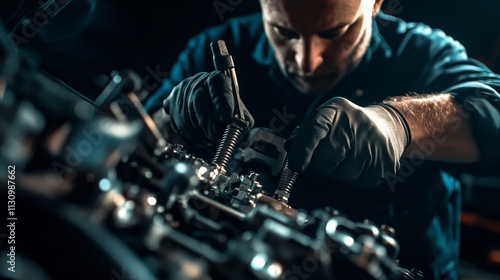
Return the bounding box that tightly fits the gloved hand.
[286,97,411,187]
[163,71,254,148]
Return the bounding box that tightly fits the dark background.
[2,0,500,278]
[3,0,500,101]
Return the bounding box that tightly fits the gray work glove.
[163,71,254,147]
[286,97,411,187]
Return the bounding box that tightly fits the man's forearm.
[385,93,480,163]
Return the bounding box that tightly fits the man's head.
[259,0,383,94]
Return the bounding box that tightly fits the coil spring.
[276,160,297,195]
[211,118,246,172]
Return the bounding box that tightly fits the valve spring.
[276,160,297,194]
[211,120,244,171]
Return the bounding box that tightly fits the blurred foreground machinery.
[0,21,422,280]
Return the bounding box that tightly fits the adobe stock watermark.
[50,123,105,181]
[282,256,322,280]
[110,267,136,280]
[213,0,245,21]
[281,234,339,280]
[336,0,418,66]
[269,106,298,133]
[50,61,169,180]
[9,0,71,46]
[377,0,415,27]
[141,64,170,93]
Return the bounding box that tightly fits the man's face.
[260,0,382,94]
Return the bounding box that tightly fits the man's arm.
[386,93,480,163]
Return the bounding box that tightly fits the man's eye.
[273,26,299,39]
[318,30,341,39]
[317,25,349,40]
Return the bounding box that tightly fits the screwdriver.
[209,40,248,173]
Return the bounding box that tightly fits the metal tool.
[273,159,297,204]
[209,40,298,203]
[210,40,248,173]
[94,69,171,150]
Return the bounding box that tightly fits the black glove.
[286,97,411,187]
[163,71,254,148]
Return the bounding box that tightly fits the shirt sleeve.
[448,81,500,166]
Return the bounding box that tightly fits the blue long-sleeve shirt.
[146,12,500,279]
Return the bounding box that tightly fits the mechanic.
[144,0,500,278]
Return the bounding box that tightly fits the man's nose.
[295,36,324,75]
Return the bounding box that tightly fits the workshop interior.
[0,0,499,279]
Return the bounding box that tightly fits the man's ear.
[372,0,384,17]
